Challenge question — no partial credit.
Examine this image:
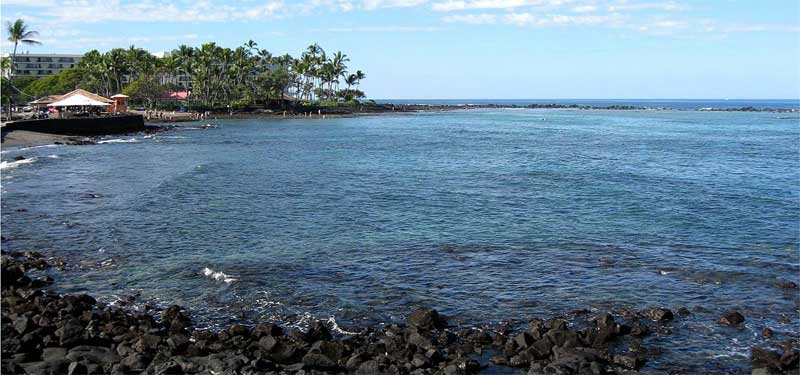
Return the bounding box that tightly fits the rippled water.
[374,98,800,110]
[2,109,799,371]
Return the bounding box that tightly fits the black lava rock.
[719,311,745,326]
[408,307,448,331]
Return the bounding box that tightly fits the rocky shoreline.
[2,251,798,374]
[0,125,183,147]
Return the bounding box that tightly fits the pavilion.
[47,89,113,117]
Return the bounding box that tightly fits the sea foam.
[201,267,238,284]
[1,157,37,170]
[98,138,138,144]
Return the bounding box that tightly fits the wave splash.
[201,267,238,284]
[1,157,37,170]
[98,138,139,144]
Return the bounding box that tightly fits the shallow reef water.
[2,108,798,371]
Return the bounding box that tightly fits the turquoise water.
[2,108,799,371]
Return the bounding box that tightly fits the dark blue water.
[374,98,800,110]
[2,109,799,371]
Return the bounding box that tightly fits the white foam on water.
[98,138,138,144]
[327,316,358,335]
[1,157,37,170]
[201,267,238,284]
[20,144,60,151]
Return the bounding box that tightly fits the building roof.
[160,91,190,100]
[58,89,113,103]
[110,94,130,98]
[48,89,113,107]
[29,95,62,105]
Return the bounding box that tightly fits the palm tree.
[66,40,365,109]
[0,57,11,78]
[5,19,41,78]
[244,40,258,53]
[330,51,349,100]
[345,74,357,90]
[354,70,366,90]
[4,19,41,118]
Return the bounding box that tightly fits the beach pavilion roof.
[48,89,113,107]
[29,95,62,105]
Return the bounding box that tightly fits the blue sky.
[2,0,798,99]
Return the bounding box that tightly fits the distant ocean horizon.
[372,98,800,110]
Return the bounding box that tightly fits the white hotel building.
[2,52,82,77]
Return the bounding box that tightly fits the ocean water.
[1,108,799,371]
[373,98,800,110]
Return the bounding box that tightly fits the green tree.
[122,75,163,109]
[5,19,41,78]
[4,19,40,117]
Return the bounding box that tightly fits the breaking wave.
[98,138,139,144]
[1,157,37,170]
[201,267,238,284]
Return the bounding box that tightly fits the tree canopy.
[4,38,369,110]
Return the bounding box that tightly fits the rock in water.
[613,353,645,370]
[752,347,782,369]
[718,311,745,326]
[408,308,447,331]
[305,321,332,342]
[777,280,798,289]
[642,308,674,322]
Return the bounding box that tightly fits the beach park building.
[2,52,82,77]
[28,89,129,116]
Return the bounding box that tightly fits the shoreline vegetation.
[2,38,370,113]
[3,251,798,374]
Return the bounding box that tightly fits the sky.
[1,0,799,99]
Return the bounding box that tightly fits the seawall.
[1,115,146,136]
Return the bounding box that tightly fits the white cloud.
[430,0,581,12]
[442,13,497,24]
[26,33,201,50]
[572,5,597,12]
[0,0,56,6]
[2,0,289,25]
[607,1,685,12]
[242,2,285,19]
[339,0,355,11]
[504,12,625,27]
[314,25,441,32]
[362,0,428,10]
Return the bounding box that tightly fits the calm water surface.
[2,109,798,372]
[373,98,800,110]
